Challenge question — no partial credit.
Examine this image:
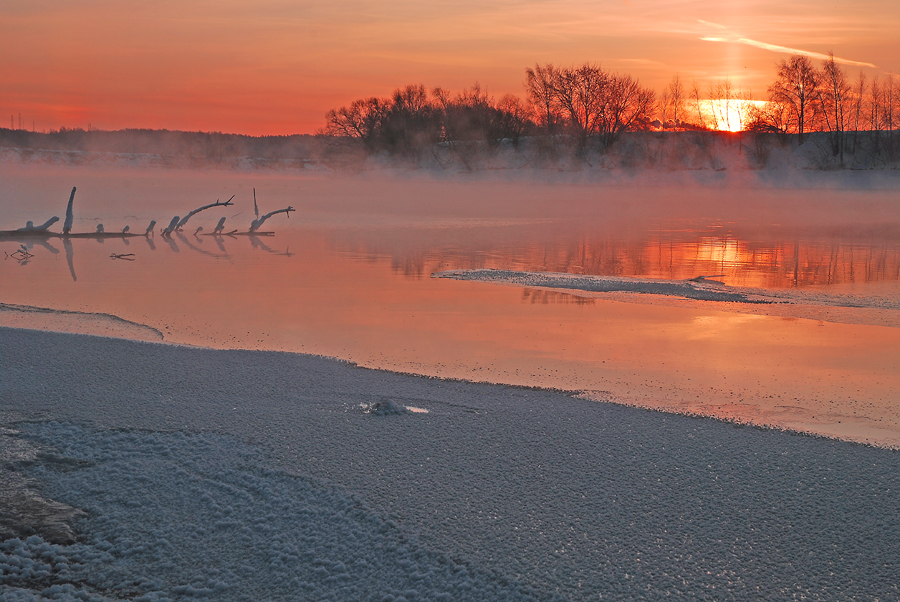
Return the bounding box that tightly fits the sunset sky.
[2,0,898,135]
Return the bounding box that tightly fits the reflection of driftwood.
[5,245,34,261]
[175,231,229,259]
[173,196,235,230]
[62,239,76,281]
[249,235,293,256]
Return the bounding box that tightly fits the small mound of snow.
[366,400,409,416]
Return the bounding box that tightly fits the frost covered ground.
[2,327,899,601]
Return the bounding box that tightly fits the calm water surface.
[2,164,900,446]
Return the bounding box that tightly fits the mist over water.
[2,162,900,446]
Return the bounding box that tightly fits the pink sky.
[2,0,898,135]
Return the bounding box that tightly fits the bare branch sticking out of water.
[16,217,60,233]
[161,216,180,237]
[62,187,76,234]
[249,207,294,233]
[174,196,235,230]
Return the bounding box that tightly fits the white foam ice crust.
[432,269,900,311]
[1,327,899,601]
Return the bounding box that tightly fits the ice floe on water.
[433,269,900,312]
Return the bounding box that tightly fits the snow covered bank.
[2,423,543,602]
[2,327,899,601]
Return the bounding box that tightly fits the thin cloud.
[697,19,727,30]
[701,36,876,68]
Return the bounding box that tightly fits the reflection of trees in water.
[521,288,595,305]
[342,226,900,288]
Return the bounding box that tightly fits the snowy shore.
[1,326,899,601]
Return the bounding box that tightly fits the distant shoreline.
[3,128,900,175]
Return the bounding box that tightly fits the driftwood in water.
[174,196,235,230]
[63,187,76,234]
[250,207,294,232]
[16,217,60,233]
[161,216,180,237]
[53,185,155,238]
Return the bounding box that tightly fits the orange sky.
[2,0,898,135]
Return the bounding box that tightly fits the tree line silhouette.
[325,57,900,167]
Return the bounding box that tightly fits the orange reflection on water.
[333,223,900,290]
[3,226,900,449]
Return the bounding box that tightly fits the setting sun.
[698,99,767,132]
[1,0,898,134]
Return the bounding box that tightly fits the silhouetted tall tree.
[816,52,851,164]
[324,97,387,150]
[768,55,819,144]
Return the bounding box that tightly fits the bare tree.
[432,84,508,169]
[524,63,562,134]
[552,63,611,151]
[658,88,670,128]
[746,98,791,138]
[816,52,852,164]
[668,74,685,130]
[381,84,440,156]
[886,75,897,160]
[768,55,819,144]
[527,63,654,154]
[706,80,733,131]
[690,80,706,130]
[324,97,387,150]
[495,94,530,148]
[851,71,867,153]
[597,73,655,151]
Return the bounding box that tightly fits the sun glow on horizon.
[699,99,767,132]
